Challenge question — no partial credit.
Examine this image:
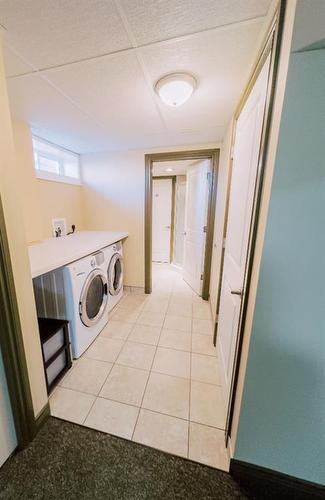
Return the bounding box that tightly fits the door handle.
[165,225,171,229]
[231,289,243,296]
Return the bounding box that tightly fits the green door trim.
[145,149,220,300]
[0,197,49,450]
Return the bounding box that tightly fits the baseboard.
[33,402,51,436]
[124,286,145,295]
[230,459,325,500]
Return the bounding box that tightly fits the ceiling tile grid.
[119,0,271,45]
[0,0,132,69]
[1,1,271,153]
[2,44,34,77]
[140,19,264,131]
[43,51,165,136]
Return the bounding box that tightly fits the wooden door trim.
[0,197,49,450]
[145,149,219,299]
[221,0,287,443]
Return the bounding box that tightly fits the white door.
[183,160,210,294]
[152,178,173,263]
[217,55,271,406]
[0,349,17,467]
[173,180,186,266]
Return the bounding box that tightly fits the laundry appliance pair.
[33,241,124,359]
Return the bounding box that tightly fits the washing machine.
[62,250,109,358]
[104,241,124,312]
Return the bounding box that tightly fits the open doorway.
[152,159,211,295]
[145,150,219,300]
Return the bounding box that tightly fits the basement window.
[32,136,81,185]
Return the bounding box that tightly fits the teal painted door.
[0,348,17,467]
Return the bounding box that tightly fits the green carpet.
[0,417,248,499]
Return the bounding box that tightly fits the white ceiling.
[0,0,272,153]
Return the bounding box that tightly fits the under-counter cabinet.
[38,318,72,395]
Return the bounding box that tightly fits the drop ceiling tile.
[2,44,34,77]
[120,0,271,45]
[0,0,131,70]
[103,126,224,152]
[4,3,268,153]
[43,52,165,136]
[140,20,264,132]
[7,73,109,153]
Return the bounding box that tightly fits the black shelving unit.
[38,318,72,395]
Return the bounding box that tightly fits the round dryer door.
[79,269,108,327]
[108,253,124,296]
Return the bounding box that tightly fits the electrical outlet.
[52,218,67,238]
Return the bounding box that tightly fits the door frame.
[152,176,176,263]
[212,1,287,443]
[145,149,220,300]
[0,198,49,452]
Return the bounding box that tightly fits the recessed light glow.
[165,168,174,172]
[155,73,197,107]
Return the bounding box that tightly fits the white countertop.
[29,230,128,278]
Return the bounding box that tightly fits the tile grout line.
[74,347,221,385]
[53,385,227,432]
[187,287,195,459]
[130,269,178,441]
[80,294,139,426]
[81,359,115,426]
[83,292,149,427]
[129,322,164,439]
[54,266,226,467]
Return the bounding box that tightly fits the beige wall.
[36,180,85,240]
[81,144,219,287]
[12,120,85,244]
[0,41,47,416]
[12,120,42,243]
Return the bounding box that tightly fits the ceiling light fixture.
[165,168,174,172]
[155,73,197,107]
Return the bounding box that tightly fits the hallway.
[50,264,228,470]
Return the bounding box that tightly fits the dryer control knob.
[90,258,96,267]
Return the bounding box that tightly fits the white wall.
[81,144,219,287]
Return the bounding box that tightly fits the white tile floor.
[50,263,229,471]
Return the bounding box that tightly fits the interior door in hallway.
[217,55,271,408]
[152,178,173,263]
[173,180,186,267]
[183,160,210,295]
[0,348,17,467]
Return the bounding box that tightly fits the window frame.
[32,136,81,186]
